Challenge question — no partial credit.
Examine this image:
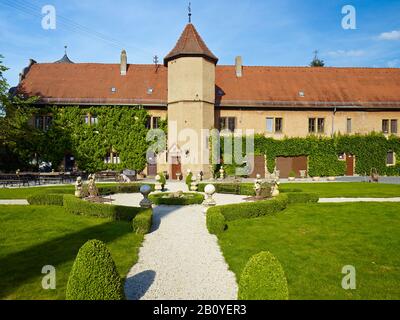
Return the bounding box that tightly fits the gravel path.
[124,204,238,300]
[0,200,29,205]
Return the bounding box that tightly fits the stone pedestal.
[203,184,216,210]
[140,185,153,209]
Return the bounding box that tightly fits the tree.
[310,50,325,67]
[0,55,40,172]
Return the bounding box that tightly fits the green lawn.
[218,203,400,300]
[281,182,400,198]
[0,205,143,300]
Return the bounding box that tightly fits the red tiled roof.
[164,23,218,66]
[18,63,400,108]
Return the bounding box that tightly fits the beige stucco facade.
[216,109,400,138]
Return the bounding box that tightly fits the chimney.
[120,50,127,76]
[235,56,243,78]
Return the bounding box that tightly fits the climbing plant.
[211,133,400,177]
[37,105,151,172]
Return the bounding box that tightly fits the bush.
[132,209,153,234]
[157,173,166,191]
[286,192,319,204]
[97,183,155,196]
[198,183,255,196]
[215,194,289,222]
[63,195,143,221]
[206,208,226,235]
[66,240,125,300]
[186,172,193,190]
[27,193,65,206]
[238,251,289,300]
[149,193,205,205]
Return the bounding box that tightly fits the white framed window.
[386,151,396,166]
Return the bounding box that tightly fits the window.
[220,117,236,132]
[35,115,44,130]
[275,118,283,133]
[145,116,151,129]
[387,151,395,166]
[104,151,120,165]
[152,117,161,129]
[308,118,316,133]
[84,113,98,126]
[382,119,389,134]
[391,120,398,134]
[266,118,274,133]
[317,118,325,133]
[35,115,52,131]
[347,118,352,134]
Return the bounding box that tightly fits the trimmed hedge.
[198,183,256,196]
[97,183,155,196]
[217,194,289,222]
[285,192,319,204]
[66,240,125,300]
[63,195,143,221]
[132,209,153,234]
[149,193,205,206]
[27,193,65,206]
[206,208,226,235]
[238,251,289,300]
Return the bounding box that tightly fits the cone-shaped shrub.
[66,240,125,300]
[238,251,289,300]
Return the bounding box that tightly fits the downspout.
[331,107,337,137]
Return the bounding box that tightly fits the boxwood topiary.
[132,209,153,234]
[66,240,125,300]
[206,207,226,235]
[238,251,289,300]
[149,193,205,206]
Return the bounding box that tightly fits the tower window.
[347,118,352,134]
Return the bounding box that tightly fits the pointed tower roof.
[54,46,74,64]
[164,23,218,66]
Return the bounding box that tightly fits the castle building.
[16,22,400,178]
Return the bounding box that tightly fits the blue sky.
[0,0,399,86]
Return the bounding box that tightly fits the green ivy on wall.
[212,133,400,177]
[38,106,151,172]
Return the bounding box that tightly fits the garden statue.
[75,177,83,198]
[155,175,163,191]
[254,178,262,198]
[203,184,216,210]
[139,185,153,208]
[190,175,199,192]
[219,166,225,180]
[271,179,280,197]
[87,174,99,198]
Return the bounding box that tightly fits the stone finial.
[140,185,153,208]
[203,184,216,210]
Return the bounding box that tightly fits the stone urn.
[139,185,153,208]
[155,175,163,192]
[203,184,217,209]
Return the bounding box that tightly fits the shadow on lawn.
[0,221,131,299]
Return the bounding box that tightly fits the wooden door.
[249,155,266,178]
[276,156,308,178]
[171,157,182,180]
[346,154,355,176]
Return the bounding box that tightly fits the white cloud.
[327,50,366,57]
[387,59,400,68]
[378,30,400,41]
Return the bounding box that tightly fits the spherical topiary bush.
[238,251,289,300]
[66,240,125,300]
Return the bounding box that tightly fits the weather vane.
[188,2,192,23]
[64,45,68,54]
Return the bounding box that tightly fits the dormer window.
[111,87,117,93]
